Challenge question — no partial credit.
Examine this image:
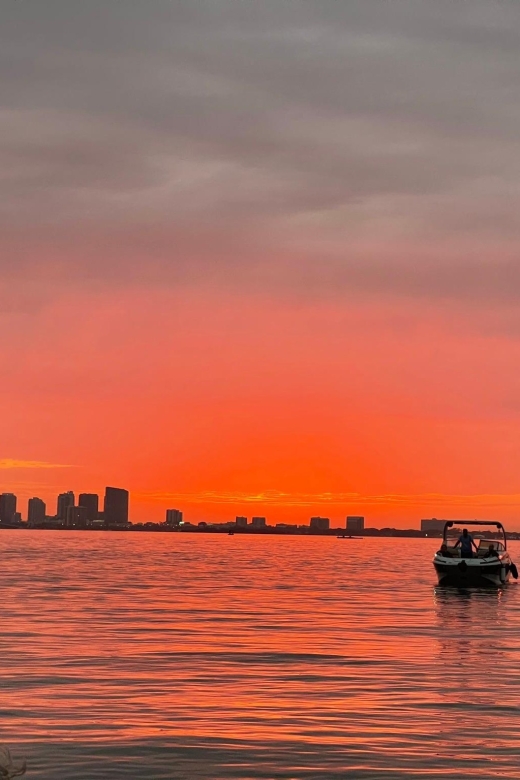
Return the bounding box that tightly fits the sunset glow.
[3,2,520,527]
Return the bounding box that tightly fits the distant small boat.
[433,520,518,587]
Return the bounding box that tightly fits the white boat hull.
[434,555,512,587]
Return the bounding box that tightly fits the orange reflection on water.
[1,531,520,779]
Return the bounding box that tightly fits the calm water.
[2,531,520,779]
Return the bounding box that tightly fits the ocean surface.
[2,531,520,780]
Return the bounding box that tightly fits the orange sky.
[3,288,520,527]
[3,3,520,527]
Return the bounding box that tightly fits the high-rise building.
[346,516,364,531]
[235,516,248,527]
[0,493,17,524]
[65,505,88,528]
[251,516,266,528]
[104,487,129,526]
[421,518,446,533]
[57,491,75,521]
[310,516,330,531]
[78,493,99,523]
[28,497,46,525]
[165,508,183,526]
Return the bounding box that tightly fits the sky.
[2,0,520,527]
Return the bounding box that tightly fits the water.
[2,531,520,779]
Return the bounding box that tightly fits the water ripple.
[1,532,520,779]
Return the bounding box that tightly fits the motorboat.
[433,520,518,587]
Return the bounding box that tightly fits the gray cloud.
[2,0,520,304]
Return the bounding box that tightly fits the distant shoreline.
[2,524,519,539]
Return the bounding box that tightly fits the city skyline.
[0,483,515,534]
[4,488,518,539]
[4,475,520,528]
[0,486,129,527]
[1,485,363,527]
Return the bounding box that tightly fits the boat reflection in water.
[432,586,518,772]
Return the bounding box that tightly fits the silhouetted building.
[0,493,17,524]
[78,493,99,523]
[346,516,364,531]
[310,516,330,531]
[104,486,129,526]
[57,491,75,521]
[421,518,446,533]
[28,497,46,525]
[165,508,183,526]
[251,517,266,528]
[235,516,248,527]
[66,505,88,528]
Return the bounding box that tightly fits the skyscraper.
[78,493,99,523]
[28,497,46,525]
[57,491,75,521]
[165,509,183,526]
[310,516,330,531]
[65,505,88,528]
[104,486,129,526]
[0,493,17,524]
[420,518,445,533]
[346,516,364,532]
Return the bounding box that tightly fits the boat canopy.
[443,520,507,549]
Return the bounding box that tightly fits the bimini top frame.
[443,520,507,549]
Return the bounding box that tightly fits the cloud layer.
[0,459,73,470]
[2,1,520,305]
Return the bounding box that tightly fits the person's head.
[489,544,495,552]
[462,528,468,537]
[440,543,448,553]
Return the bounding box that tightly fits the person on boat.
[487,544,499,557]
[454,528,478,558]
[437,543,453,557]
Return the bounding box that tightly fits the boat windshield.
[476,539,505,556]
[437,537,505,557]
